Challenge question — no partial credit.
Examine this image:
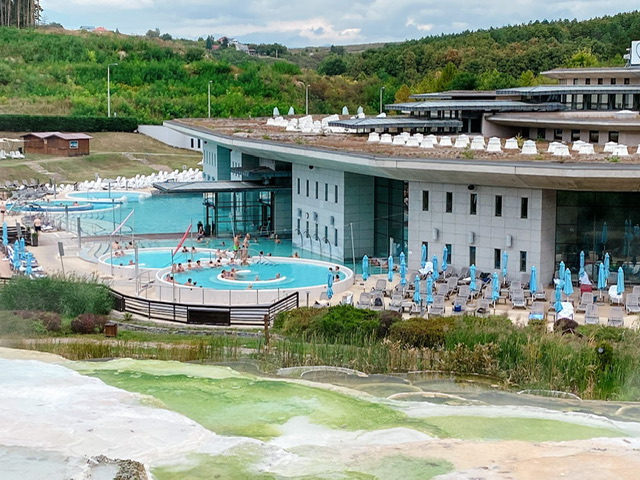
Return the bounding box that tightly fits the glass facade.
[373,178,408,258]
[556,191,640,283]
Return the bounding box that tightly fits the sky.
[40,1,639,48]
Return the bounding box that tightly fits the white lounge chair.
[608,307,624,327]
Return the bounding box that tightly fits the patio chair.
[508,281,522,299]
[340,293,353,306]
[608,285,623,305]
[314,292,331,308]
[371,278,389,297]
[445,277,458,297]
[625,293,640,314]
[607,307,624,327]
[436,283,448,298]
[451,295,467,315]
[633,286,640,296]
[356,292,372,309]
[528,301,546,321]
[457,285,470,301]
[457,267,469,281]
[511,289,526,309]
[429,295,446,316]
[388,293,404,313]
[475,299,491,317]
[370,293,385,311]
[409,301,423,316]
[575,292,594,313]
[519,273,531,289]
[584,304,600,325]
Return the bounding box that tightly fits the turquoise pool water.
[8,200,115,212]
[66,190,151,203]
[104,249,344,290]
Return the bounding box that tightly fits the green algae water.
[3,350,640,480]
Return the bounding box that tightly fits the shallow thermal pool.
[1,349,639,479]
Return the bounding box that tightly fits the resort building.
[165,43,640,287]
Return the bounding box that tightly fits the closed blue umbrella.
[421,244,427,269]
[12,253,20,271]
[431,255,439,281]
[387,255,394,282]
[469,264,477,293]
[579,251,585,277]
[326,271,334,299]
[604,253,610,280]
[362,255,369,282]
[26,252,33,276]
[426,275,434,305]
[442,246,448,273]
[19,237,25,260]
[558,261,565,282]
[597,262,607,291]
[563,268,573,300]
[554,283,562,313]
[501,251,508,282]
[413,276,421,304]
[492,272,500,303]
[530,266,537,296]
[400,257,407,287]
[2,221,7,246]
[617,266,625,296]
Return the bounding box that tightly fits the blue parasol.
[400,256,407,287]
[563,268,573,300]
[617,266,625,296]
[469,264,477,293]
[421,244,427,269]
[2,221,7,246]
[492,272,500,303]
[554,283,562,313]
[579,251,585,277]
[413,276,421,304]
[431,255,439,281]
[558,261,565,282]
[597,262,607,292]
[26,252,33,276]
[19,237,25,260]
[362,255,369,282]
[387,255,394,282]
[530,266,537,296]
[501,251,508,282]
[442,246,448,273]
[326,271,334,299]
[426,275,434,305]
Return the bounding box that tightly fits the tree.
[330,45,345,56]
[0,0,41,27]
[145,28,161,38]
[318,55,347,76]
[566,48,599,68]
[205,35,214,50]
[160,33,172,41]
[394,84,411,103]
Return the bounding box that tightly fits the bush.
[389,316,456,348]
[0,114,137,132]
[70,313,109,334]
[0,275,114,316]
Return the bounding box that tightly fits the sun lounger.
[451,295,467,315]
[314,292,331,308]
[356,292,372,309]
[575,292,594,313]
[511,289,526,309]
[371,278,389,297]
[608,285,623,305]
[475,299,491,317]
[625,293,640,314]
[409,301,422,316]
[457,285,470,301]
[607,307,624,327]
[429,295,446,316]
[584,304,600,325]
[340,293,353,306]
[528,301,546,321]
[370,293,385,311]
[388,293,404,313]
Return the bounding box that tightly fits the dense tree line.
[0,0,40,27]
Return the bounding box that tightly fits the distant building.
[22,132,92,157]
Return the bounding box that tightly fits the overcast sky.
[40,1,639,47]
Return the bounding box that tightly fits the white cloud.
[406,17,434,32]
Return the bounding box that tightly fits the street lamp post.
[379,86,386,114]
[208,80,213,118]
[305,84,310,115]
[107,63,118,118]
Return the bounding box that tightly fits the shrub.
[389,316,456,348]
[308,305,380,342]
[70,313,109,334]
[378,310,401,337]
[0,114,137,132]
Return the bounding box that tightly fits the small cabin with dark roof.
[21,132,92,157]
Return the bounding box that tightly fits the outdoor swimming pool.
[100,248,348,290]
[8,200,115,212]
[66,190,152,203]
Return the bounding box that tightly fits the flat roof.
[327,117,463,129]
[411,90,497,100]
[497,85,640,96]
[152,180,290,194]
[543,67,640,79]
[488,111,640,130]
[386,100,564,112]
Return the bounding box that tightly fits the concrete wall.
[408,181,551,282]
[140,125,202,151]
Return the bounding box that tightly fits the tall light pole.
[305,84,310,115]
[208,80,213,118]
[107,63,118,118]
[379,86,386,114]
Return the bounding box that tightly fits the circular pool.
[7,200,114,212]
[100,248,351,291]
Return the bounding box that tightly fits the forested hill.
[1,11,640,123]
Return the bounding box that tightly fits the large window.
[422,190,429,211]
[306,180,309,197]
[445,192,453,213]
[297,178,300,195]
[445,243,452,264]
[469,246,476,266]
[589,131,599,144]
[494,248,501,269]
[519,251,527,272]
[521,197,529,219]
[469,193,477,215]
[495,195,503,217]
